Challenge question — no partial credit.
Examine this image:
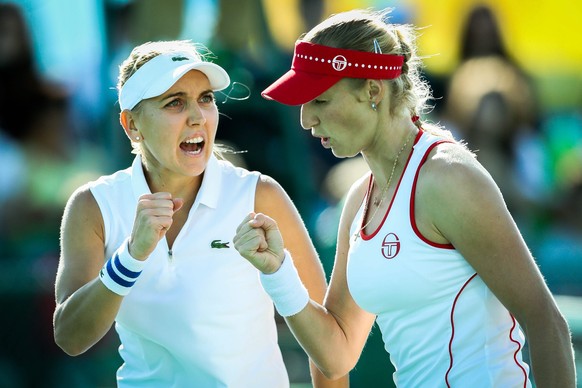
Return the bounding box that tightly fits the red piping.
[445,273,478,387]
[409,140,455,249]
[508,313,528,387]
[359,133,420,241]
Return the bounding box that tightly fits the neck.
[141,161,202,206]
[362,116,418,185]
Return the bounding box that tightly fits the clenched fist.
[129,192,183,260]
[233,213,285,274]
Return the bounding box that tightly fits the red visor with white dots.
[262,41,404,106]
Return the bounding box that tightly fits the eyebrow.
[159,89,214,101]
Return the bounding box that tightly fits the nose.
[300,104,317,130]
[187,102,207,127]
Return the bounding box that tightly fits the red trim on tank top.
[509,313,529,387]
[445,275,529,387]
[358,131,423,241]
[445,273,478,387]
[409,140,455,249]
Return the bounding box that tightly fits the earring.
[371,102,377,111]
[135,136,140,141]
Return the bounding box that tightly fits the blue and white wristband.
[260,250,310,317]
[99,238,145,296]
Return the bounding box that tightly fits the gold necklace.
[353,130,415,241]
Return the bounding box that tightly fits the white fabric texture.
[89,154,289,387]
[347,131,531,387]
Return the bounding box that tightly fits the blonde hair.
[303,9,454,139]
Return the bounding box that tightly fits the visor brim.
[119,54,231,111]
[261,69,341,106]
[143,62,230,100]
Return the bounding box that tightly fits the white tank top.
[347,131,531,387]
[89,155,288,387]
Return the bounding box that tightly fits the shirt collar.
[131,154,221,209]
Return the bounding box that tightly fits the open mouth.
[180,136,204,155]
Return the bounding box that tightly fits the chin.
[332,149,357,159]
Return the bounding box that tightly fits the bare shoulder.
[253,174,306,240]
[254,174,290,213]
[417,141,496,201]
[421,141,478,176]
[65,183,100,209]
[416,141,511,246]
[255,173,283,194]
[62,184,104,238]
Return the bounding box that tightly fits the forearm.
[525,314,576,387]
[54,278,122,356]
[259,251,359,378]
[285,302,360,380]
[310,360,350,387]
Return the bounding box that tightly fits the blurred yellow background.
[263,0,582,109]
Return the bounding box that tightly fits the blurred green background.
[0,0,580,387]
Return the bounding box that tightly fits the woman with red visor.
[234,9,576,388]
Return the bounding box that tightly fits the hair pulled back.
[302,9,431,121]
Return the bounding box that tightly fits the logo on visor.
[332,55,347,71]
[172,56,189,62]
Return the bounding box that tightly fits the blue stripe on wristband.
[106,258,137,288]
[100,238,145,296]
[113,253,142,279]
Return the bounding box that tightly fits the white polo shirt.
[89,155,288,387]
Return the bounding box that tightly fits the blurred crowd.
[0,1,580,387]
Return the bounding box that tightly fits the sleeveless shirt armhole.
[409,140,455,249]
[88,186,110,251]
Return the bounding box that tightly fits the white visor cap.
[119,52,230,111]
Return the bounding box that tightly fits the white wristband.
[99,238,145,296]
[260,250,309,317]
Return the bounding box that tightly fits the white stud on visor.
[119,52,230,111]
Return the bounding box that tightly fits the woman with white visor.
[53,40,343,388]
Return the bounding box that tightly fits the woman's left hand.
[234,213,285,274]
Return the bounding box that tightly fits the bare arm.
[418,144,576,387]
[289,180,377,379]
[54,187,182,355]
[237,176,376,380]
[53,186,123,355]
[255,175,350,387]
[255,176,328,304]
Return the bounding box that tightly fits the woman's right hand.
[129,192,183,260]
[234,213,285,274]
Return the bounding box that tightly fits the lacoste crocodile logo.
[172,56,189,62]
[211,240,230,249]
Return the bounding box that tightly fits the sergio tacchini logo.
[211,240,230,249]
[332,55,347,71]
